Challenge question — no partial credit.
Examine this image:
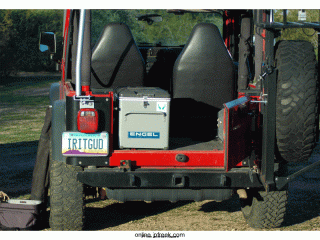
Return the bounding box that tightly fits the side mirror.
[39,32,56,54]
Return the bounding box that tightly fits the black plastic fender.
[52,99,66,163]
[49,82,60,106]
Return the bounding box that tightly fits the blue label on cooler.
[128,131,160,139]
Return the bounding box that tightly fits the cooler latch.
[143,96,149,108]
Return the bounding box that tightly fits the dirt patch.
[0,141,38,197]
[82,199,250,231]
[14,71,61,77]
[14,87,50,97]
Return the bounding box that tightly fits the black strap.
[91,38,135,88]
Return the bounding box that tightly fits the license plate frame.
[62,132,109,156]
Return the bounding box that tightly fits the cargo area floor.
[169,137,224,151]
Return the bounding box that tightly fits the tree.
[0,10,16,76]
[0,9,63,76]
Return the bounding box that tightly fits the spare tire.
[275,40,318,163]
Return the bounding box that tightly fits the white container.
[118,87,171,149]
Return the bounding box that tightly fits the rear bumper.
[77,168,263,189]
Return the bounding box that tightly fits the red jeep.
[38,9,319,230]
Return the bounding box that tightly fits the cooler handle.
[124,111,167,122]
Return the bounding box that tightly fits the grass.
[0,114,47,143]
[0,74,60,201]
[0,74,59,144]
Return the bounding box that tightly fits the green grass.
[1,95,49,106]
[0,109,47,143]
[0,75,60,144]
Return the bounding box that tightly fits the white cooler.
[118,87,170,149]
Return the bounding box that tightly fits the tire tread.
[49,160,84,230]
[276,40,318,162]
[241,190,288,228]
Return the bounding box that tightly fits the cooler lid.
[118,87,170,99]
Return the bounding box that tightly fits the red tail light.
[77,108,99,133]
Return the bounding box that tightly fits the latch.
[259,66,274,81]
[251,93,268,104]
[143,96,149,108]
[251,66,274,105]
[73,95,94,109]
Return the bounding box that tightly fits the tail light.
[77,108,99,133]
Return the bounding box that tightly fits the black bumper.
[77,168,263,189]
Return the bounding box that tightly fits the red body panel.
[61,9,71,86]
[224,97,252,171]
[108,150,225,169]
[222,13,235,60]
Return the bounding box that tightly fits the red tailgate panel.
[109,150,225,168]
[224,97,252,171]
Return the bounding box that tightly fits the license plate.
[62,132,109,156]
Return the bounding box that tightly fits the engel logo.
[128,131,160,139]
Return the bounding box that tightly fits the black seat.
[90,23,145,90]
[171,23,235,140]
[144,48,182,94]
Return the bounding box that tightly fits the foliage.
[0,10,63,76]
[91,10,223,47]
[274,10,319,56]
